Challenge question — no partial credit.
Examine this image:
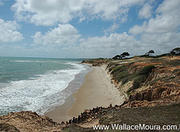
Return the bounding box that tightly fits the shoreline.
[1,56,180,131]
[45,65,125,122]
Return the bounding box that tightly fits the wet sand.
[45,65,125,122]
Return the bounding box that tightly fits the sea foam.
[0,62,86,115]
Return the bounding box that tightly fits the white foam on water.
[0,62,86,115]
[11,60,61,63]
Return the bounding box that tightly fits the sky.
[0,0,179,58]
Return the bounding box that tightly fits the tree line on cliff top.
[112,47,180,60]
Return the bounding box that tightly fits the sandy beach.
[45,65,125,122]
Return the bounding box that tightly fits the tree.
[170,47,180,55]
[112,52,130,60]
[148,50,155,54]
[145,50,155,56]
[121,52,130,58]
[112,55,122,60]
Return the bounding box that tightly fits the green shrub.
[107,63,119,72]
[121,77,129,85]
[110,64,155,94]
[128,65,155,93]
[139,65,155,75]
[115,71,129,82]
[121,74,137,85]
[110,65,130,84]
[111,65,127,75]
[133,75,146,89]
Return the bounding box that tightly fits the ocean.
[0,57,89,115]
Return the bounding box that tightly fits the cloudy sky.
[0,0,179,58]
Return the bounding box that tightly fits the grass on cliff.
[131,65,155,90]
[109,65,130,84]
[108,63,155,93]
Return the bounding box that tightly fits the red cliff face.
[115,56,180,107]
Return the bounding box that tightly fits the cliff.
[0,56,180,131]
[0,111,64,132]
[82,56,180,107]
[62,55,180,131]
[107,56,180,107]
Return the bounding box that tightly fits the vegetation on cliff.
[106,55,180,107]
[0,47,180,131]
[69,49,180,131]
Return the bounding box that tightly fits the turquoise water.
[0,57,87,115]
[0,57,82,83]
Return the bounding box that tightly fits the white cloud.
[130,0,180,35]
[7,0,180,58]
[0,19,23,43]
[33,24,80,46]
[138,3,152,19]
[33,25,141,57]
[31,0,180,58]
[12,0,145,26]
[128,0,180,55]
[104,23,119,35]
[76,32,141,57]
[73,0,180,57]
[129,23,146,34]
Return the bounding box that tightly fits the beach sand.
[45,65,125,122]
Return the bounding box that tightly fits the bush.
[115,71,129,82]
[111,65,127,75]
[139,65,155,75]
[110,64,155,94]
[107,63,119,72]
[128,65,155,93]
[133,75,146,89]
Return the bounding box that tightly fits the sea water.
[0,57,89,115]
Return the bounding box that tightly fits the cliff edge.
[0,56,180,132]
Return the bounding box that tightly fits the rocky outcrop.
[0,111,63,132]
